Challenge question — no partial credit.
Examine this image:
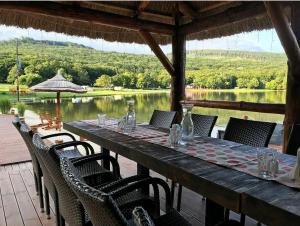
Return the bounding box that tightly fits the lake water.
[27,90,285,126]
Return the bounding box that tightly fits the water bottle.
[181,104,194,143]
[125,100,136,133]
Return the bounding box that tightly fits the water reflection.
[27,90,285,126]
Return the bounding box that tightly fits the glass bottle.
[125,100,136,133]
[181,104,194,143]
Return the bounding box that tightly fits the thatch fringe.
[0,9,272,45]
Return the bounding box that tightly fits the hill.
[0,37,287,90]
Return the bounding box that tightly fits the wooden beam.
[264,2,300,69]
[139,30,175,76]
[171,14,186,122]
[178,2,198,19]
[79,2,174,25]
[274,2,300,152]
[0,1,174,35]
[180,2,267,35]
[181,100,285,115]
[136,1,150,17]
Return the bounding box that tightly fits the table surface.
[64,120,300,226]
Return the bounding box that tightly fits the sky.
[0,25,284,54]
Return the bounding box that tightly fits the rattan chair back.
[149,110,176,129]
[192,114,217,137]
[61,158,128,226]
[223,117,276,147]
[32,133,86,226]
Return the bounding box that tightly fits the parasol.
[30,70,86,129]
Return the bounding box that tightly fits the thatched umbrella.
[30,70,86,129]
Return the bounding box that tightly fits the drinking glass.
[97,114,106,127]
[257,149,273,179]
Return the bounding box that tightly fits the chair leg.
[54,191,60,226]
[177,184,182,211]
[60,215,65,226]
[170,181,176,207]
[37,174,44,212]
[33,173,39,195]
[44,186,51,219]
[224,208,230,220]
[240,214,246,226]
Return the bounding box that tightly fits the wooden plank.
[180,99,285,115]
[0,171,23,226]
[19,168,56,226]
[241,181,300,226]
[10,173,42,226]
[0,167,6,226]
[0,2,174,35]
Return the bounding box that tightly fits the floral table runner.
[82,120,299,189]
[144,135,299,189]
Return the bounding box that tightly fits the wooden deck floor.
[0,159,260,226]
[0,115,31,165]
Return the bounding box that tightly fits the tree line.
[0,38,288,90]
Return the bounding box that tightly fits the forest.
[0,38,288,90]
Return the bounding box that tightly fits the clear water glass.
[97,114,106,127]
[257,149,273,179]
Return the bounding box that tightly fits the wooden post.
[171,13,186,123]
[284,2,300,151]
[265,2,300,151]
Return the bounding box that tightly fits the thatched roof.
[0,1,283,45]
[30,71,86,93]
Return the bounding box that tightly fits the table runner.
[144,135,300,189]
[83,119,168,139]
[82,120,299,189]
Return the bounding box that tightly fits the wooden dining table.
[64,120,300,226]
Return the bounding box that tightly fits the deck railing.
[180,99,285,115]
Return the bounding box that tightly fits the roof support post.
[170,13,186,123]
[265,2,300,152]
[139,30,175,76]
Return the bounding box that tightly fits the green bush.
[16,102,27,117]
[0,98,11,114]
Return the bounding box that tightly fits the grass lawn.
[0,83,169,101]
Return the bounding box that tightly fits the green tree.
[94,75,112,88]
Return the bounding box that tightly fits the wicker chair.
[173,113,218,211]
[192,114,218,137]
[223,117,276,147]
[61,157,192,226]
[222,117,276,225]
[149,110,177,129]
[32,133,121,226]
[286,123,300,156]
[12,116,44,211]
[33,134,161,225]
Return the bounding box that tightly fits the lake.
[27,90,285,126]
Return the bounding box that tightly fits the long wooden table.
[64,120,300,226]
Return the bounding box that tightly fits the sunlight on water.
[27,90,285,126]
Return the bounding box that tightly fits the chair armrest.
[99,175,148,192]
[41,132,76,141]
[72,153,121,179]
[50,141,95,155]
[109,177,172,213]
